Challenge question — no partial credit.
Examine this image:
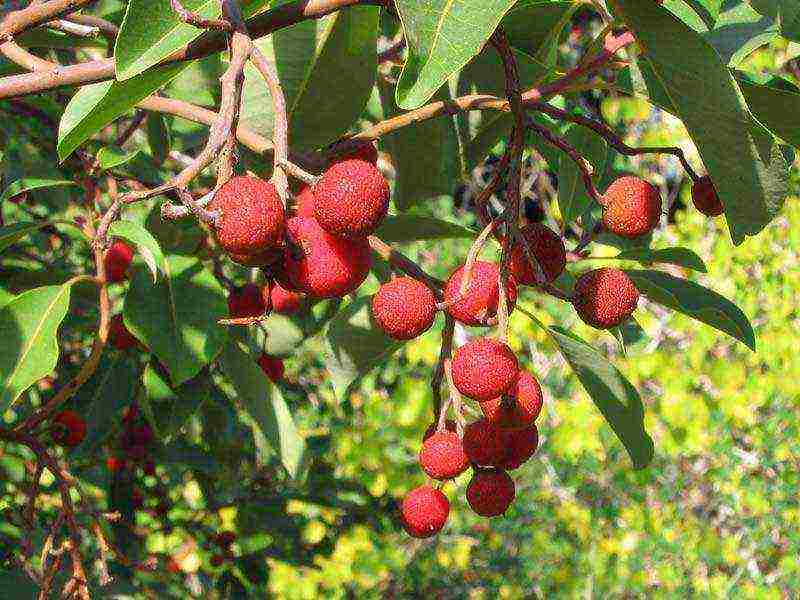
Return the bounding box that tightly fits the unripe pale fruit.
[452,338,519,401]
[602,176,662,238]
[294,184,316,218]
[497,426,539,471]
[52,410,86,447]
[443,261,518,327]
[466,468,515,517]
[104,240,134,283]
[573,267,639,329]
[208,176,285,257]
[257,353,285,382]
[270,282,303,315]
[227,283,270,319]
[401,484,450,538]
[313,159,390,238]
[508,224,567,284]
[462,419,504,467]
[480,371,543,430]
[372,277,437,340]
[419,430,469,480]
[691,176,724,217]
[283,216,372,298]
[109,314,139,351]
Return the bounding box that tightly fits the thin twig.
[170,0,232,31]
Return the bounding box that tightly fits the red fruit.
[283,216,372,298]
[602,176,662,238]
[166,557,181,574]
[215,531,237,547]
[109,314,138,350]
[334,142,379,165]
[480,371,543,430]
[508,224,567,284]
[294,184,316,218]
[106,456,124,473]
[401,484,449,538]
[104,240,134,283]
[132,488,144,509]
[270,282,303,315]
[573,267,639,329]
[122,404,139,424]
[143,461,156,476]
[228,248,281,268]
[443,262,517,327]
[51,410,86,447]
[257,353,285,382]
[209,175,285,258]
[451,338,518,402]
[228,283,269,319]
[497,426,539,471]
[466,469,515,517]
[210,554,225,567]
[691,176,724,217]
[133,423,154,446]
[313,159,389,238]
[419,430,469,480]
[371,277,437,340]
[462,419,504,467]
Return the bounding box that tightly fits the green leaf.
[323,297,404,399]
[614,247,707,272]
[749,0,800,41]
[614,0,789,245]
[124,255,228,386]
[681,0,722,28]
[703,1,780,67]
[0,222,52,253]
[240,6,379,152]
[220,338,305,478]
[96,146,141,171]
[146,112,171,165]
[108,220,166,283]
[376,215,476,243]
[57,63,187,161]
[261,314,305,358]
[394,0,517,109]
[737,74,800,149]
[557,125,608,226]
[626,269,756,350]
[0,178,77,203]
[519,307,654,469]
[141,362,210,441]
[502,1,578,65]
[0,284,72,413]
[0,570,39,599]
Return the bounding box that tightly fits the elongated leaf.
[502,0,578,65]
[0,222,52,253]
[626,269,755,350]
[737,74,800,149]
[749,0,800,41]
[323,297,404,399]
[395,0,517,109]
[0,284,72,412]
[558,126,608,226]
[141,362,210,441]
[0,178,76,203]
[108,220,166,282]
[704,1,780,66]
[124,255,228,386]
[96,147,141,171]
[615,247,707,273]
[376,215,476,243]
[220,339,305,478]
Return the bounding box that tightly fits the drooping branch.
[0,0,98,40]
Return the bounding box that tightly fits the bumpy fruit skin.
[573,267,639,329]
[52,410,86,447]
[462,419,504,466]
[466,469,515,517]
[372,277,437,340]
[509,224,567,284]
[313,159,389,238]
[602,176,662,238]
[419,430,470,480]
[452,338,519,401]
[209,176,285,258]
[270,282,303,315]
[497,426,539,470]
[228,283,269,319]
[691,176,724,217]
[401,484,450,538]
[283,216,372,298]
[109,314,139,350]
[481,371,543,430]
[104,240,134,283]
[257,353,285,382]
[294,184,316,218]
[443,261,518,327]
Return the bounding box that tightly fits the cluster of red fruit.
[208,531,237,568]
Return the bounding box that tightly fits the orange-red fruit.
[257,353,284,382]
[602,176,662,238]
[419,430,470,480]
[401,484,450,538]
[443,261,518,327]
[497,426,539,471]
[109,314,139,350]
[228,248,281,268]
[209,175,285,257]
[270,282,303,315]
[691,176,724,217]
[104,240,134,283]
[228,283,269,319]
[462,419,504,466]
[283,216,372,298]
[106,456,124,472]
[334,142,379,165]
[481,371,543,430]
[294,184,316,218]
[452,338,519,401]
[313,159,390,238]
[509,224,567,284]
[573,267,639,329]
[466,469,515,517]
[210,554,224,568]
[372,277,437,340]
[52,410,86,447]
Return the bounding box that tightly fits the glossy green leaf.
[96,146,141,171]
[376,215,476,243]
[141,362,210,441]
[615,247,707,273]
[703,1,780,66]
[0,178,77,203]
[737,74,800,149]
[261,314,305,358]
[502,0,578,65]
[749,0,800,41]
[108,219,166,283]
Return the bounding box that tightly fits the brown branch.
[0,0,97,40]
[367,236,442,292]
[170,0,232,32]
